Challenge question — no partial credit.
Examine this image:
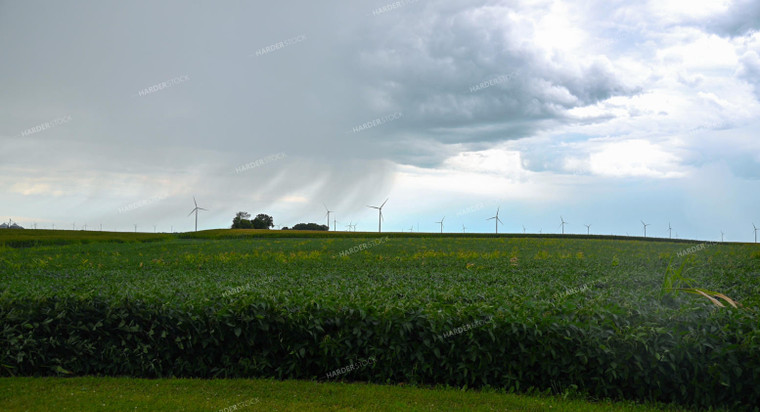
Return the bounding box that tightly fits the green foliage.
[252,214,274,230]
[1,234,759,410]
[661,258,740,307]
[288,223,329,231]
[231,211,253,229]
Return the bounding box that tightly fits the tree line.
[231,212,328,231]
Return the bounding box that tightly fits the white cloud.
[589,139,686,178]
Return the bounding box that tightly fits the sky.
[1,0,760,241]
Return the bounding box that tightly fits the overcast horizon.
[2,0,760,241]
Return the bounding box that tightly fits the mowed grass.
[0,376,694,411]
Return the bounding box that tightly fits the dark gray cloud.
[702,0,760,36]
[347,1,638,162]
[1,0,758,237]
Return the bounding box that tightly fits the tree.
[291,222,328,231]
[232,211,253,229]
[252,214,274,229]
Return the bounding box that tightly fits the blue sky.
[1,0,759,241]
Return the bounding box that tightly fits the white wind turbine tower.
[487,207,503,234]
[559,216,568,234]
[522,225,526,234]
[721,230,725,243]
[584,224,591,235]
[668,222,672,239]
[188,196,208,232]
[462,224,467,233]
[323,203,334,231]
[641,220,650,238]
[753,223,758,243]
[367,198,388,233]
[345,221,353,232]
[435,216,445,233]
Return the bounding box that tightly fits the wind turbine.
[584,224,591,235]
[641,220,650,238]
[345,221,353,232]
[333,218,337,232]
[559,216,567,234]
[462,224,467,233]
[134,224,137,233]
[721,230,725,243]
[668,222,672,239]
[434,216,445,233]
[754,223,758,243]
[487,207,503,234]
[323,203,334,231]
[188,196,207,232]
[522,225,526,234]
[367,198,388,232]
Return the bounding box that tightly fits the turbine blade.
[193,197,198,207]
[380,198,388,208]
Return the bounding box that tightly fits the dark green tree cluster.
[231,212,274,229]
[284,223,328,231]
